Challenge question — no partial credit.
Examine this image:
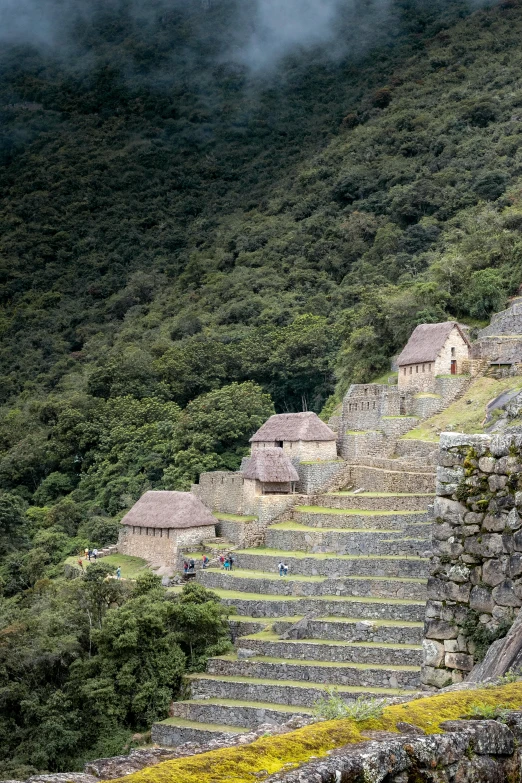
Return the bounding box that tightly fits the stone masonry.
[422,430,522,688]
[157,441,437,745]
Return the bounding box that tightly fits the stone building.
[241,447,299,496]
[118,490,216,566]
[249,412,338,461]
[472,295,522,374]
[397,322,471,391]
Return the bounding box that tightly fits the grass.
[241,632,422,649]
[64,553,149,579]
[215,654,420,672]
[329,492,435,497]
[112,683,522,783]
[402,376,522,442]
[295,505,425,516]
[235,546,428,561]
[158,718,249,733]
[204,567,426,583]
[213,513,257,522]
[211,588,424,605]
[369,371,398,385]
[269,521,398,533]
[111,684,522,783]
[187,674,407,695]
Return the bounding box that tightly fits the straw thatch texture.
[250,412,336,442]
[121,491,216,529]
[242,448,299,483]
[396,322,471,366]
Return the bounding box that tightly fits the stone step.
[199,569,428,600]
[349,465,435,494]
[317,492,434,512]
[272,616,424,645]
[188,674,410,706]
[206,655,421,688]
[235,634,423,666]
[232,548,431,578]
[151,717,249,747]
[293,506,430,530]
[265,523,430,556]
[215,589,425,621]
[170,698,313,728]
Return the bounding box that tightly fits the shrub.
[313,689,386,721]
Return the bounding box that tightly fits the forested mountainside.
[2,0,522,772]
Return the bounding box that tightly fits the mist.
[0,0,383,74]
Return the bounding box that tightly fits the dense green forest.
[2,0,522,774]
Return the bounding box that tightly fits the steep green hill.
[2,0,522,524]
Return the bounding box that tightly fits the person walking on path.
[219,555,225,569]
[93,548,98,561]
[88,549,93,562]
[202,555,210,569]
[183,560,189,575]
[227,552,235,571]
[224,558,231,573]
[116,566,121,580]
[84,547,89,561]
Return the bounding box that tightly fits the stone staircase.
[154,459,435,745]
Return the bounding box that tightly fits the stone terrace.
[154,448,436,745]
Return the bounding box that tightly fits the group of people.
[219,553,235,572]
[278,561,289,577]
[84,547,99,561]
[183,559,196,575]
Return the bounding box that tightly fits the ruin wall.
[422,431,522,688]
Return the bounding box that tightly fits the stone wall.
[434,326,470,376]
[422,431,522,688]
[264,714,522,783]
[295,460,346,493]
[192,472,244,515]
[398,362,436,391]
[251,440,337,461]
[118,524,215,564]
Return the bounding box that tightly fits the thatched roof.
[250,412,336,443]
[397,322,471,366]
[242,448,299,483]
[120,491,216,529]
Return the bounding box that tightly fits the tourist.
[219,555,225,569]
[88,549,92,561]
[93,548,98,561]
[278,561,288,577]
[84,547,89,561]
[228,552,235,571]
[116,566,121,580]
[189,558,195,572]
[183,560,189,575]
[202,555,210,569]
[224,558,230,573]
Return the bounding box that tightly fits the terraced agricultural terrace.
[155,444,436,744]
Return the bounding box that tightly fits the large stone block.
[433,497,466,523]
[492,579,522,607]
[482,558,506,587]
[507,508,522,531]
[447,564,470,584]
[425,619,458,640]
[433,522,455,541]
[422,639,445,667]
[482,514,506,532]
[446,581,471,603]
[444,652,474,671]
[509,554,522,579]
[464,533,503,558]
[421,665,453,688]
[478,456,496,473]
[470,586,494,613]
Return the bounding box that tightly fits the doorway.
[451,360,457,375]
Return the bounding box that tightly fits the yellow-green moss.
[109,683,522,783]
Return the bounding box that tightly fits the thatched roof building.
[120,491,216,530]
[242,448,299,483]
[250,412,336,443]
[397,322,470,366]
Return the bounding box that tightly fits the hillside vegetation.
[2,0,522,773]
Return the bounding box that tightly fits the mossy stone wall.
[422,431,522,688]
